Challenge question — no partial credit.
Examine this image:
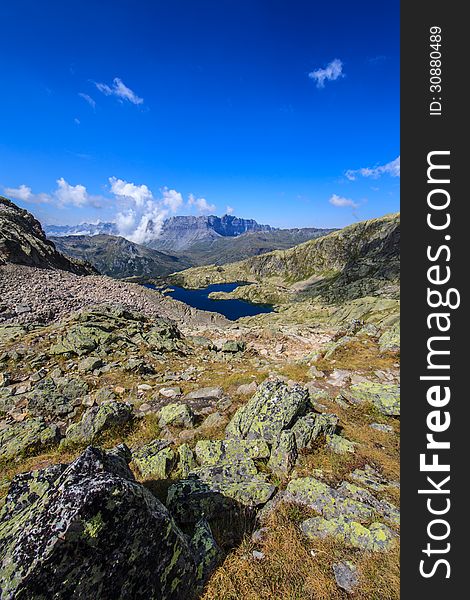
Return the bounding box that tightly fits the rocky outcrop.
[0,445,220,599]
[0,196,96,274]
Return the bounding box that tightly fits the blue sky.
[0,0,399,240]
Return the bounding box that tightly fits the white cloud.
[226,205,234,215]
[346,156,400,181]
[95,78,143,105]
[109,177,153,207]
[74,118,81,125]
[4,180,101,207]
[329,194,359,208]
[78,93,96,110]
[4,184,35,202]
[162,187,184,212]
[188,194,216,214]
[308,59,344,88]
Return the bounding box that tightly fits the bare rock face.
[0,196,96,274]
[0,445,220,599]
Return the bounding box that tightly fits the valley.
[0,195,400,599]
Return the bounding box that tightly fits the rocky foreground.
[0,302,400,599]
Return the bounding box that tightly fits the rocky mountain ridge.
[0,196,96,275]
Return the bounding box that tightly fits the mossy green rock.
[291,412,338,450]
[63,400,133,445]
[0,445,209,599]
[345,382,400,416]
[25,377,88,418]
[267,430,298,477]
[301,516,396,551]
[195,439,270,466]
[158,403,195,429]
[225,380,308,443]
[176,444,197,478]
[132,440,176,479]
[286,477,373,522]
[378,322,400,353]
[326,434,357,454]
[0,418,60,460]
[167,460,276,523]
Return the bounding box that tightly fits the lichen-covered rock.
[337,481,400,527]
[378,322,400,353]
[267,430,298,478]
[225,380,308,443]
[78,356,103,372]
[326,434,357,454]
[63,400,133,445]
[158,403,195,429]
[132,440,175,479]
[190,518,223,584]
[0,445,212,599]
[291,412,338,450]
[176,443,197,478]
[167,460,276,523]
[301,516,396,551]
[221,340,245,353]
[342,381,400,416]
[285,477,373,522]
[24,377,88,418]
[0,418,60,460]
[195,439,270,466]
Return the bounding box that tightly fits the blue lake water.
[146,283,273,320]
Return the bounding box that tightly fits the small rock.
[185,387,224,400]
[137,384,152,392]
[78,356,103,373]
[333,561,359,593]
[159,386,182,398]
[327,369,351,387]
[236,381,258,395]
[138,403,152,413]
[251,527,269,544]
[370,422,393,433]
[326,434,356,454]
[308,365,324,379]
[114,386,126,395]
[252,550,265,560]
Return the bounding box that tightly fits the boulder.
[301,516,395,551]
[236,381,258,396]
[25,377,88,418]
[158,403,195,429]
[63,401,133,445]
[167,459,276,523]
[343,382,400,416]
[225,380,309,443]
[176,443,197,478]
[326,434,357,454]
[132,440,175,479]
[0,418,60,460]
[378,322,400,353]
[185,387,224,401]
[267,430,298,477]
[285,477,373,522]
[0,445,217,599]
[221,340,245,353]
[195,439,270,466]
[291,413,338,450]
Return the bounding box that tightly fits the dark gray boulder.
[0,445,218,599]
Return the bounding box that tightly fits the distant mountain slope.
[45,222,118,237]
[171,214,400,303]
[51,234,191,279]
[147,214,274,253]
[0,196,96,275]
[181,227,336,265]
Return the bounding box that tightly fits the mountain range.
[45,214,335,279]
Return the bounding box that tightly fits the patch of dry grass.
[316,339,398,374]
[202,503,400,600]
